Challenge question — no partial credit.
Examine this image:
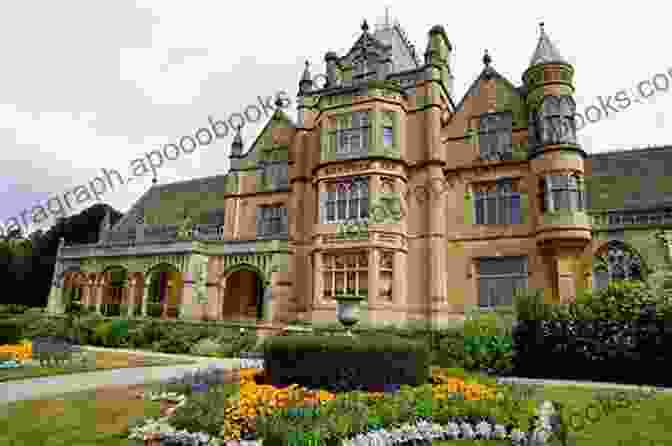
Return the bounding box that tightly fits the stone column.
[127,276,137,317]
[369,175,381,224]
[368,248,379,306]
[141,276,149,317]
[313,251,323,305]
[181,271,197,320]
[81,282,91,307]
[94,277,104,315]
[428,166,446,304]
[393,250,406,307]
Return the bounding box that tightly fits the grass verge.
[0,350,197,382]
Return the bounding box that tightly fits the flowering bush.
[0,342,32,362]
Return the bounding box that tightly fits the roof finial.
[385,6,390,26]
[483,49,492,67]
[361,19,369,32]
[539,22,545,35]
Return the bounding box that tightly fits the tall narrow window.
[383,126,394,147]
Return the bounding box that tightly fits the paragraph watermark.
[546,66,672,141]
[0,91,292,237]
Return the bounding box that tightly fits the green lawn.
[0,350,196,382]
[0,386,161,446]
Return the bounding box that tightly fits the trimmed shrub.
[0,320,22,345]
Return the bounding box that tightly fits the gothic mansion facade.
[47,21,672,328]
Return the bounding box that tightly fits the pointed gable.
[242,106,296,165]
[454,63,525,123]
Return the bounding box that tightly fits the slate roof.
[372,23,420,73]
[110,174,229,233]
[586,145,672,211]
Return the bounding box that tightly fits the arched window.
[593,241,645,290]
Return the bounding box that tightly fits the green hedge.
[0,320,22,345]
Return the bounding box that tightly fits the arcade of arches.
[59,263,266,321]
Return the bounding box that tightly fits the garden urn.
[335,294,365,336]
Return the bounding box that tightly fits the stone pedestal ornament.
[335,294,365,336]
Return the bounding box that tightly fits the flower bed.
[128,366,562,446]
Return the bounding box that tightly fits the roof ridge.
[589,144,672,157]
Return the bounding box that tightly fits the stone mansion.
[47,19,672,328]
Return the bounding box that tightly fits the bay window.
[544,173,584,212]
[322,252,368,299]
[325,177,369,223]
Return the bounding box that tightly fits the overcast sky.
[1,0,669,237]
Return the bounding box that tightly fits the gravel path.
[0,346,240,404]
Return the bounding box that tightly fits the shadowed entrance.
[221,266,264,321]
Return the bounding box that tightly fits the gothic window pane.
[349,198,359,220]
[569,190,579,211]
[350,132,361,152]
[383,127,394,147]
[486,193,497,224]
[475,195,485,224]
[510,194,521,224]
[361,127,368,151]
[360,196,369,219]
[326,202,335,221]
[339,132,349,153]
[498,194,510,224]
[337,199,347,220]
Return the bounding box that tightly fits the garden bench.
[32,336,90,367]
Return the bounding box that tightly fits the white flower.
[510,429,528,444]
[475,421,492,439]
[460,423,475,439]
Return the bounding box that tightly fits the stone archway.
[145,263,183,318]
[219,264,266,321]
[101,266,128,316]
[593,241,646,291]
